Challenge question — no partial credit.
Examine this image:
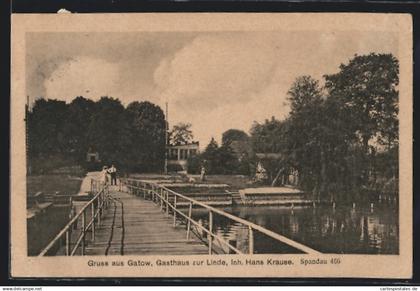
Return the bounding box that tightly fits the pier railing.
[121,178,320,255]
[38,181,110,256]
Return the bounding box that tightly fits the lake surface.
[191,203,399,254]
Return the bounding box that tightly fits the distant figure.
[101,166,109,185]
[200,165,206,182]
[255,161,268,182]
[108,164,117,186]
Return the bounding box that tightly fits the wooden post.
[208,211,213,255]
[166,191,169,216]
[186,202,193,240]
[248,226,254,254]
[65,229,70,256]
[154,187,157,203]
[173,195,177,227]
[160,188,163,211]
[91,203,95,241]
[99,193,102,218]
[104,190,107,209]
[81,210,86,255]
[91,179,93,194]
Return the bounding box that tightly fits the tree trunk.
[320,149,327,200]
[271,167,284,187]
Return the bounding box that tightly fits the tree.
[86,97,129,167]
[28,98,68,156]
[27,96,168,174]
[170,122,194,145]
[201,137,219,173]
[324,53,399,150]
[222,129,249,146]
[286,76,326,192]
[64,96,96,162]
[250,117,286,154]
[126,101,166,172]
[199,138,239,174]
[287,75,323,116]
[324,53,399,191]
[221,129,252,171]
[250,117,292,183]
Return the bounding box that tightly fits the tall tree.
[170,122,194,145]
[222,129,251,165]
[222,129,249,146]
[324,53,399,150]
[28,98,68,156]
[284,76,327,195]
[126,101,166,172]
[250,117,286,154]
[201,138,219,174]
[64,96,96,161]
[86,97,129,167]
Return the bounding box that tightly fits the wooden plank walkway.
[84,190,208,256]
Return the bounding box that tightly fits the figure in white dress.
[101,166,109,185]
[255,161,268,182]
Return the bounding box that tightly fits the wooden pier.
[84,190,208,255]
[39,177,320,257]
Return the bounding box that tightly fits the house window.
[181,149,188,160]
[170,149,178,160]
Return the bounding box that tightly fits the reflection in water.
[191,203,398,254]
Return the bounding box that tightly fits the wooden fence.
[122,178,320,255]
[38,182,110,256]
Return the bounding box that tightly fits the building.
[166,142,199,171]
[86,147,100,163]
[255,152,299,186]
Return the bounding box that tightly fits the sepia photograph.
[10,13,412,278]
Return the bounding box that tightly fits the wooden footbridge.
[39,178,320,256]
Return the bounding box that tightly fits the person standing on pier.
[101,166,109,185]
[200,164,206,182]
[108,164,118,185]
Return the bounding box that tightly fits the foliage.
[65,97,96,160]
[222,129,249,146]
[170,122,194,145]
[249,54,399,202]
[126,101,166,172]
[86,97,130,168]
[187,137,252,175]
[250,117,288,154]
[27,96,166,174]
[28,99,68,156]
[186,154,202,174]
[324,53,399,149]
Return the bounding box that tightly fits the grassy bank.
[27,174,83,197]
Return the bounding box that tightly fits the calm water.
[190,203,399,254]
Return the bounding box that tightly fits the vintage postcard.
[10,13,412,278]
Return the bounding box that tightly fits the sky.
[26,30,397,148]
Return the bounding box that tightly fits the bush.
[167,163,184,173]
[187,155,202,174]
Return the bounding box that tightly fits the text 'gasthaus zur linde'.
[87,257,341,268]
